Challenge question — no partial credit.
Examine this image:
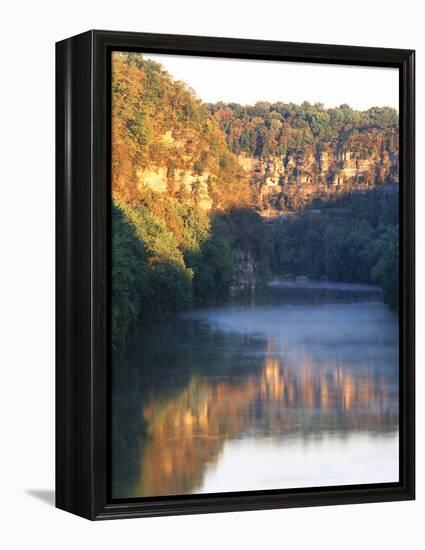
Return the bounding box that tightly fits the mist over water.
[112,281,399,498]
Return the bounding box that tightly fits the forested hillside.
[112,53,268,345]
[208,101,398,158]
[208,102,399,212]
[111,52,399,347]
[112,53,252,209]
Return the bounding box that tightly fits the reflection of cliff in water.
[119,339,397,498]
[112,283,399,499]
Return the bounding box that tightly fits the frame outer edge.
[55,30,95,520]
[401,49,415,499]
[57,30,415,520]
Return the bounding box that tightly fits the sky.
[144,54,399,111]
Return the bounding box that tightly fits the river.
[111,281,399,499]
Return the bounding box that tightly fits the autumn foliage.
[112,52,252,209]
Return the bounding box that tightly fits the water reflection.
[112,283,399,498]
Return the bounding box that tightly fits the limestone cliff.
[132,134,399,217]
[113,56,399,220]
[136,164,213,211]
[230,249,261,295]
[238,133,399,214]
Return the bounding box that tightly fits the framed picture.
[56,30,415,520]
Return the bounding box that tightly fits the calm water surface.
[112,281,399,498]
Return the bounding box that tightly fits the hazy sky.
[145,54,399,111]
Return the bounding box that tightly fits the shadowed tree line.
[271,188,399,310]
[112,200,270,347]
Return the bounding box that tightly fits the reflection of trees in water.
[131,339,398,498]
[111,321,266,498]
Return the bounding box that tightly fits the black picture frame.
[56,29,415,520]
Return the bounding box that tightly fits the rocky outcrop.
[238,136,399,214]
[135,135,399,217]
[136,166,213,211]
[230,249,261,295]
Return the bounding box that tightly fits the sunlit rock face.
[135,166,214,211]
[136,166,168,193]
[238,132,399,216]
[128,132,398,217]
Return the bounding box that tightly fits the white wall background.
[0,1,422,548]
